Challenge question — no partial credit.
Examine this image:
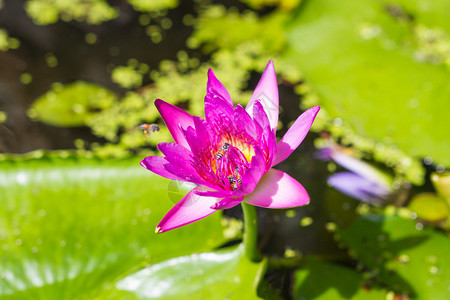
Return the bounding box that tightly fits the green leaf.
[285,0,450,166]
[339,214,450,299]
[28,81,117,127]
[293,257,387,300]
[408,193,449,221]
[98,244,263,300]
[0,157,226,299]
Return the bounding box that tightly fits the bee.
[228,175,237,191]
[216,143,230,160]
[139,123,160,136]
[235,167,242,185]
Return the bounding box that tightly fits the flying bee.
[234,167,242,185]
[139,123,160,136]
[216,143,230,160]
[228,175,237,191]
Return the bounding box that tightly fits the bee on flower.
[216,143,230,160]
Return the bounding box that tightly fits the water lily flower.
[141,61,320,233]
[317,145,393,205]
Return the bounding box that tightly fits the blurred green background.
[0,0,449,299]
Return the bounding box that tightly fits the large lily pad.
[0,157,226,299]
[293,257,386,300]
[98,244,264,299]
[339,214,450,299]
[285,0,450,166]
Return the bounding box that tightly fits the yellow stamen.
[236,141,255,162]
[155,226,161,234]
[211,159,216,172]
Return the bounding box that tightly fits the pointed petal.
[210,196,243,209]
[234,104,257,139]
[252,100,270,137]
[155,99,195,149]
[157,142,193,167]
[244,169,310,208]
[246,61,279,130]
[181,125,201,156]
[205,96,234,126]
[273,106,320,166]
[206,69,233,106]
[140,156,181,181]
[266,128,277,171]
[328,172,390,205]
[189,117,211,155]
[156,186,222,233]
[252,100,277,170]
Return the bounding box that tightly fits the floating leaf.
[98,244,264,299]
[285,0,450,166]
[339,214,450,299]
[293,257,387,300]
[0,157,226,299]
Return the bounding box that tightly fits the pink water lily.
[141,61,320,233]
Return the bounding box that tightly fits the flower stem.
[241,202,263,262]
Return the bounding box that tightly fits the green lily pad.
[293,257,387,300]
[285,0,450,166]
[339,213,450,299]
[97,244,264,299]
[0,157,226,299]
[28,81,117,127]
[408,193,449,221]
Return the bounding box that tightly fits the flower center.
[192,133,255,192]
[209,136,254,191]
[191,113,259,191]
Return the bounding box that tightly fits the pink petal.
[156,186,222,233]
[252,100,270,137]
[265,127,278,171]
[155,99,195,150]
[273,106,320,166]
[206,69,233,106]
[205,96,234,126]
[246,61,279,130]
[194,188,234,198]
[243,169,310,208]
[234,104,257,139]
[210,196,243,209]
[157,143,210,186]
[251,100,277,170]
[157,142,193,166]
[140,156,181,181]
[184,117,211,156]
